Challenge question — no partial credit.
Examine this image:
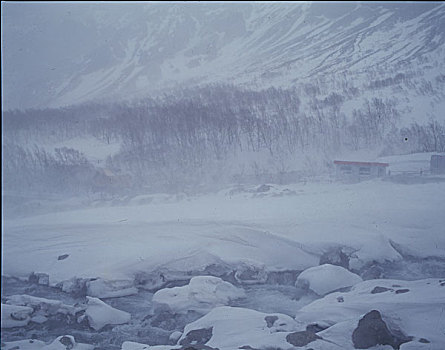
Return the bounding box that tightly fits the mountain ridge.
[2,2,445,110]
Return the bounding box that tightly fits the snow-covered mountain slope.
[2,2,445,109]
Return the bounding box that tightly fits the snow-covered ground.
[2,153,445,349]
[3,176,445,285]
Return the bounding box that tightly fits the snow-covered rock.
[177,306,298,350]
[2,294,83,329]
[1,303,33,328]
[296,264,363,296]
[152,276,245,314]
[4,294,78,316]
[86,278,138,298]
[1,339,46,350]
[295,278,445,349]
[42,335,94,350]
[169,331,183,343]
[1,336,93,350]
[83,296,131,331]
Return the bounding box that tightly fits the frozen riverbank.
[2,178,445,349]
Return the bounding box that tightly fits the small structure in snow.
[92,168,132,194]
[334,160,389,182]
[430,155,445,174]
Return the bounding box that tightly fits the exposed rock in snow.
[29,272,50,285]
[152,276,245,314]
[179,327,213,346]
[56,277,90,296]
[1,303,33,328]
[233,263,268,285]
[319,247,350,269]
[83,296,131,331]
[42,335,94,350]
[86,278,138,298]
[352,310,412,349]
[286,330,321,347]
[296,264,363,296]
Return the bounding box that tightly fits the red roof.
[334,160,389,167]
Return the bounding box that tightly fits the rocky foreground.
[2,262,444,350]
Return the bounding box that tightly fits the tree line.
[3,83,445,194]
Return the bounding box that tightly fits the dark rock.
[286,331,321,347]
[180,327,213,346]
[337,296,344,303]
[28,272,49,285]
[419,338,430,343]
[319,248,349,269]
[150,310,178,330]
[58,254,69,261]
[395,289,410,294]
[352,310,412,349]
[306,323,329,333]
[59,336,75,350]
[265,270,298,285]
[234,265,267,284]
[265,316,278,328]
[371,286,393,294]
[361,264,384,280]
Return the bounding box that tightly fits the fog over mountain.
[3,2,445,110]
[2,3,445,350]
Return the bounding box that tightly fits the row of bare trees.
[3,83,444,194]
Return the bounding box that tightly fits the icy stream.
[2,254,445,349]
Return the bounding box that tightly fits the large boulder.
[81,297,131,331]
[286,330,321,347]
[152,276,245,314]
[296,264,362,296]
[352,310,412,349]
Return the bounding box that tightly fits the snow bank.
[152,276,245,314]
[83,296,131,331]
[296,264,363,295]
[1,303,33,328]
[3,178,445,287]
